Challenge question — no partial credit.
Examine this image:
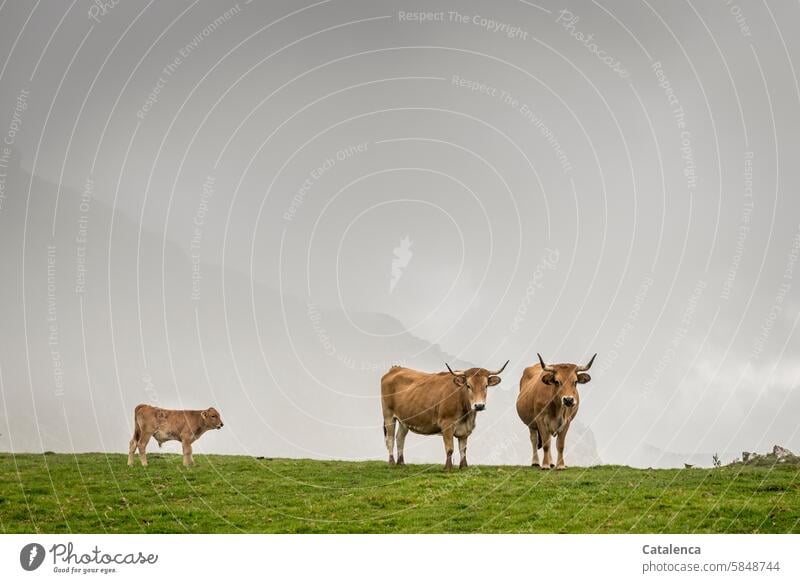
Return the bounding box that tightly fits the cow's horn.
[489,360,509,375]
[576,353,597,372]
[445,363,462,376]
[537,353,556,373]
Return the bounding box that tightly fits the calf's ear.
[453,375,467,387]
[201,411,208,419]
[487,376,501,386]
[541,373,557,385]
[577,373,591,384]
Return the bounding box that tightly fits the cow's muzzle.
[562,397,575,407]
[473,403,486,411]
[218,423,224,429]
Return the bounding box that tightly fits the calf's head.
[445,360,509,411]
[538,353,596,408]
[201,407,224,429]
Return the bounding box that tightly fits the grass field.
[1,453,798,533]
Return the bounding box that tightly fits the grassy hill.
[1,453,797,533]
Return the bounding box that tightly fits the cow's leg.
[528,426,540,467]
[556,426,569,470]
[182,438,194,466]
[137,434,151,467]
[395,423,409,466]
[383,414,396,465]
[536,420,553,469]
[442,427,455,471]
[458,436,468,469]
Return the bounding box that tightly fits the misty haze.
[1,0,798,470]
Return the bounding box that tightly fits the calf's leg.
[395,423,409,465]
[128,426,140,466]
[137,434,151,467]
[182,438,194,466]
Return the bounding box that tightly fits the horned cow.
[516,353,596,470]
[380,361,508,470]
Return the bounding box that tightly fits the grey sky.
[0,0,798,468]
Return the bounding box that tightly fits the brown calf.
[128,404,224,467]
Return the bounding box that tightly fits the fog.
[1,0,798,468]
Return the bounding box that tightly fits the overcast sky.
[1,0,798,468]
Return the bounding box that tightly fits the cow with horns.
[380,360,509,470]
[516,353,596,470]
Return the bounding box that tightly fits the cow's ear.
[453,375,467,387]
[577,373,591,384]
[201,411,208,419]
[487,376,501,387]
[541,373,557,385]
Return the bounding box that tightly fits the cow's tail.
[132,404,147,441]
[536,428,542,450]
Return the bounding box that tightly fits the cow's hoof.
[459,460,468,469]
[388,455,396,466]
[531,462,540,468]
[540,465,550,471]
[556,465,566,471]
[396,456,405,466]
[550,464,555,469]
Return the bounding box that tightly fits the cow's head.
[445,360,509,411]
[201,407,224,429]
[537,353,596,408]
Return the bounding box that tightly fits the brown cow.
[127,404,224,467]
[381,360,508,470]
[516,353,595,470]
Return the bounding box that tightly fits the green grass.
[1,453,798,533]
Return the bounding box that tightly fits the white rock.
[773,445,793,459]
